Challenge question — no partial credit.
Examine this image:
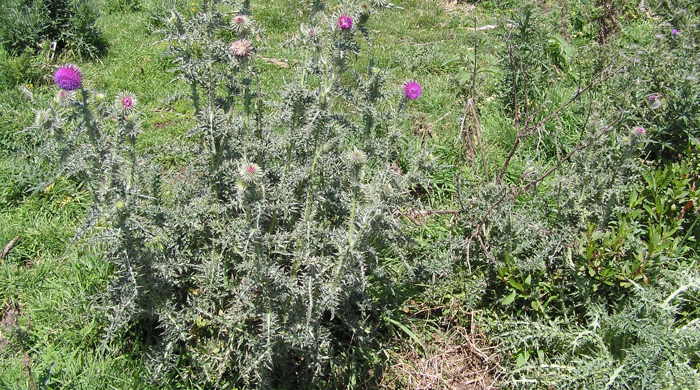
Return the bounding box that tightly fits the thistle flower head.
[632,126,647,136]
[337,15,353,30]
[403,81,422,100]
[53,64,82,91]
[347,148,368,166]
[647,94,662,109]
[229,39,254,57]
[672,28,680,36]
[301,24,320,39]
[231,14,252,32]
[239,162,262,182]
[233,14,249,26]
[116,91,137,111]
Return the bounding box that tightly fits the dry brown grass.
[380,325,501,390]
[437,0,477,14]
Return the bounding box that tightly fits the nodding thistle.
[239,162,262,182]
[632,126,647,136]
[337,15,353,30]
[403,81,422,100]
[231,14,252,33]
[229,39,254,57]
[116,92,137,111]
[647,94,662,109]
[53,64,82,91]
[347,148,368,166]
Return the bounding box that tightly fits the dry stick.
[1,236,20,260]
[466,117,622,249]
[499,61,620,182]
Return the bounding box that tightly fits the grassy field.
[1,0,698,388]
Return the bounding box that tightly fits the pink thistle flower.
[403,81,422,100]
[632,126,646,136]
[233,14,249,25]
[53,64,82,91]
[239,162,262,182]
[337,15,353,30]
[116,91,137,111]
[672,29,680,36]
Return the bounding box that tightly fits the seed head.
[337,15,353,30]
[229,39,254,57]
[403,81,422,100]
[53,64,82,91]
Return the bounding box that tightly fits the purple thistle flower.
[403,81,422,100]
[672,29,680,36]
[53,64,82,91]
[337,15,353,30]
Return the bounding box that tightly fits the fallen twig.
[0,236,20,260]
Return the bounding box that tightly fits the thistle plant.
[31,0,430,388]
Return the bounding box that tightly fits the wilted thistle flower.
[632,126,647,136]
[403,81,422,100]
[239,162,262,182]
[347,148,368,166]
[53,64,82,91]
[116,91,137,111]
[229,39,254,57]
[337,15,353,30]
[647,94,662,109]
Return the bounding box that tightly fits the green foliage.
[579,144,700,293]
[598,0,700,161]
[106,0,142,14]
[0,47,50,88]
[0,0,106,59]
[497,4,557,125]
[491,275,700,388]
